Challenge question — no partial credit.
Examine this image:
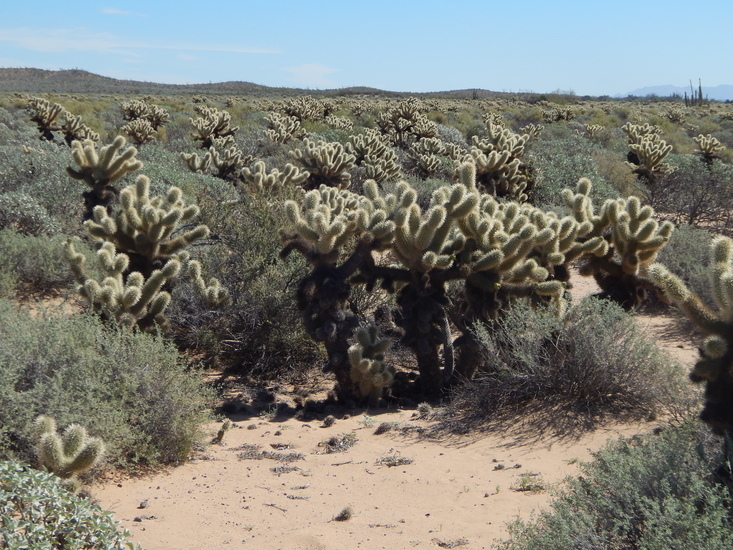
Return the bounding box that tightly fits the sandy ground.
[92,272,700,550]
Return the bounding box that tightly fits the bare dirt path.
[94,271,700,550]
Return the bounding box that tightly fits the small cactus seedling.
[348,324,395,407]
[33,415,105,492]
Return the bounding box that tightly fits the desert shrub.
[0,141,83,231]
[499,419,733,550]
[653,155,733,235]
[169,184,320,376]
[656,224,714,306]
[0,190,60,235]
[0,460,143,549]
[441,298,687,432]
[528,134,618,208]
[0,300,212,471]
[0,228,84,295]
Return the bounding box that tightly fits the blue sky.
[1,1,731,96]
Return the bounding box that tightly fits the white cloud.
[0,28,281,55]
[101,7,147,17]
[283,64,338,88]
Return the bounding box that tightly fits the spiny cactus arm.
[648,262,724,334]
[35,418,105,481]
[67,136,142,188]
[157,225,209,256]
[181,150,212,174]
[127,260,180,318]
[188,259,230,308]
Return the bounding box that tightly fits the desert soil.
[93,273,700,550]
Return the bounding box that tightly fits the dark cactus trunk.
[395,276,450,398]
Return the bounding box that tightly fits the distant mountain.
[624,84,733,101]
[0,68,512,99]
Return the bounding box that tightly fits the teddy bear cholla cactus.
[33,415,105,492]
[650,237,733,436]
[67,136,143,221]
[348,324,395,406]
[264,112,305,143]
[240,160,309,194]
[290,138,356,190]
[65,239,183,331]
[562,178,673,309]
[67,176,227,331]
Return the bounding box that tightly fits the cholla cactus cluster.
[290,138,356,190]
[348,324,395,406]
[66,138,227,332]
[121,118,156,145]
[622,122,674,187]
[190,106,238,149]
[279,158,665,396]
[264,112,306,143]
[376,97,438,148]
[182,145,254,183]
[121,99,170,130]
[562,178,673,308]
[462,120,533,202]
[26,97,99,144]
[694,133,724,163]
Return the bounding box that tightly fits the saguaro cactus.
[33,415,105,492]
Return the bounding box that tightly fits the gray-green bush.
[0,460,143,549]
[498,420,733,550]
[0,300,212,471]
